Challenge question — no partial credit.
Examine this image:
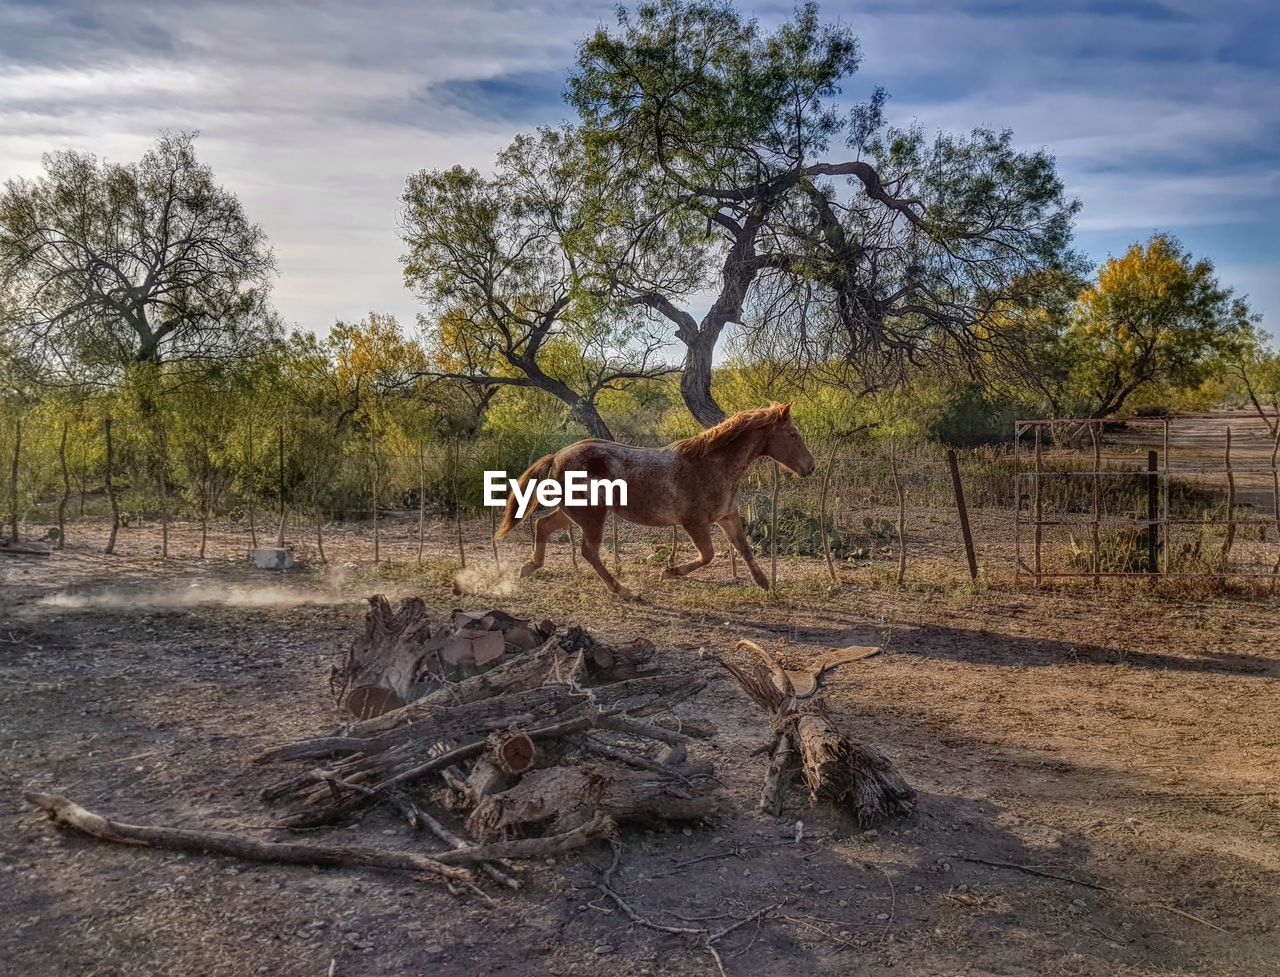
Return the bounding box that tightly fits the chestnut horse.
[495,403,816,596]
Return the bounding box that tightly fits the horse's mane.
[672,403,789,458]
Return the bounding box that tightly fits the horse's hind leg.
[662,521,716,579]
[572,511,632,598]
[521,508,570,578]
[717,511,770,589]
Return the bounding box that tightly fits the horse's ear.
[780,402,792,418]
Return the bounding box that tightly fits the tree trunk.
[57,420,70,550]
[315,509,327,565]
[680,330,726,428]
[572,397,614,441]
[7,417,20,544]
[103,418,120,554]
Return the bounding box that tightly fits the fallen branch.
[708,640,914,827]
[24,791,470,886]
[950,853,1110,891]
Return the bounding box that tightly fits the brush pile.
[26,597,916,898]
[253,596,719,876]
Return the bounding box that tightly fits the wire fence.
[10,412,1280,587]
[1013,414,1280,581]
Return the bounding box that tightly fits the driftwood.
[709,639,914,827]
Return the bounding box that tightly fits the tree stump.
[710,639,914,828]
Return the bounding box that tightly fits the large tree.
[569,0,1080,425]
[0,131,276,386]
[400,128,677,440]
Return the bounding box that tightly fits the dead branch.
[710,639,914,827]
[25,791,470,886]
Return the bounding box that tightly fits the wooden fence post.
[453,439,465,569]
[1089,422,1102,586]
[56,419,69,550]
[417,440,426,566]
[945,448,978,582]
[276,424,286,547]
[7,417,19,544]
[890,437,906,587]
[820,442,839,584]
[770,462,779,589]
[1146,449,1159,576]
[1221,429,1235,562]
[104,417,120,555]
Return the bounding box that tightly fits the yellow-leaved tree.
[1064,235,1254,417]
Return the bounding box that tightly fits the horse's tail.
[495,453,555,540]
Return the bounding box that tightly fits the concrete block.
[250,546,295,570]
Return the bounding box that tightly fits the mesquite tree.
[569,0,1081,424]
[400,128,677,441]
[0,132,276,386]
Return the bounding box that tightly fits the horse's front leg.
[717,511,770,589]
[661,521,717,579]
[572,511,633,598]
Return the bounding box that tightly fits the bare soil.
[3,513,1279,977]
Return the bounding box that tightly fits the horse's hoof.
[614,585,635,599]
[660,566,680,579]
[519,561,540,578]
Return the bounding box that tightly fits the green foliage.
[743,498,855,558]
[0,132,276,386]
[927,384,1022,447]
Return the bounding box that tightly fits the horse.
[494,402,816,596]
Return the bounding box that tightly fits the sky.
[1,0,1277,340]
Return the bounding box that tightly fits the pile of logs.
[255,596,720,878]
[25,598,915,897]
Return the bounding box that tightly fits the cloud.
[0,0,1275,337]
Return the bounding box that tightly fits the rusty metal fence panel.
[1013,413,1280,582]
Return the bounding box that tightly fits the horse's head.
[763,403,816,476]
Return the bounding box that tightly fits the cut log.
[255,684,583,764]
[759,733,796,816]
[466,762,719,839]
[349,635,577,733]
[710,640,914,828]
[785,712,914,827]
[333,596,437,718]
[333,597,558,719]
[488,730,537,776]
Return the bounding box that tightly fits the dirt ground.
[3,513,1279,977]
